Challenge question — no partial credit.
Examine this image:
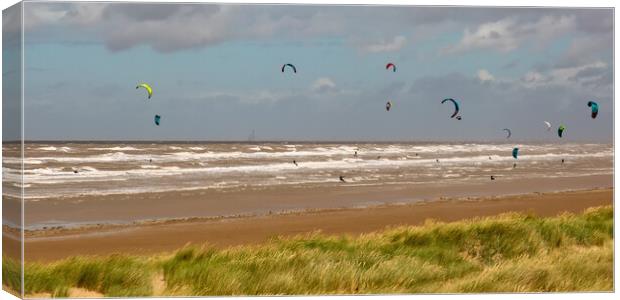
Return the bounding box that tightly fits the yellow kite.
[136,83,153,99]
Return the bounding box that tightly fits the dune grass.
[3,205,613,297]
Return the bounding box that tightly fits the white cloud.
[520,61,608,90]
[359,36,407,53]
[445,15,576,54]
[452,18,519,53]
[477,69,495,82]
[312,77,337,93]
[521,71,547,84]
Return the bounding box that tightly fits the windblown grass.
[3,206,613,297]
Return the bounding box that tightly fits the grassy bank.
[3,206,613,297]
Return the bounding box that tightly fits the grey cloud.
[22,3,613,53]
[573,9,613,33]
[553,34,613,69]
[100,3,184,21]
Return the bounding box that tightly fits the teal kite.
[441,98,460,118]
[587,101,599,119]
[281,64,297,73]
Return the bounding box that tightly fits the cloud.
[553,34,612,69]
[101,5,239,52]
[22,3,352,52]
[521,71,547,85]
[20,3,613,56]
[444,15,576,54]
[312,77,337,94]
[358,35,406,53]
[477,69,495,82]
[520,61,608,91]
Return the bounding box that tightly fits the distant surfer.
[436,159,440,163]
[561,158,565,164]
[293,160,298,166]
[354,151,358,158]
[490,175,495,180]
[339,175,346,183]
[73,169,79,174]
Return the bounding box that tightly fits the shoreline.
[20,186,613,237]
[17,187,613,262]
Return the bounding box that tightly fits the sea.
[3,142,612,201]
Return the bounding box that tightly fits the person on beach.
[293,160,298,166]
[339,176,346,183]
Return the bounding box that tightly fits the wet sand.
[24,174,612,228]
[20,188,613,262]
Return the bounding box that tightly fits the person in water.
[73,169,79,174]
[490,175,495,180]
[436,159,440,163]
[354,151,358,158]
[561,159,565,164]
[339,175,346,183]
[293,160,298,166]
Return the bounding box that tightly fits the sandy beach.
[19,188,612,262]
[3,142,612,262]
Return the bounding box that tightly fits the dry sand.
[15,188,613,262]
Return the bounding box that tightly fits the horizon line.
[2,139,613,144]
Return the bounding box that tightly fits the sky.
[3,2,614,141]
